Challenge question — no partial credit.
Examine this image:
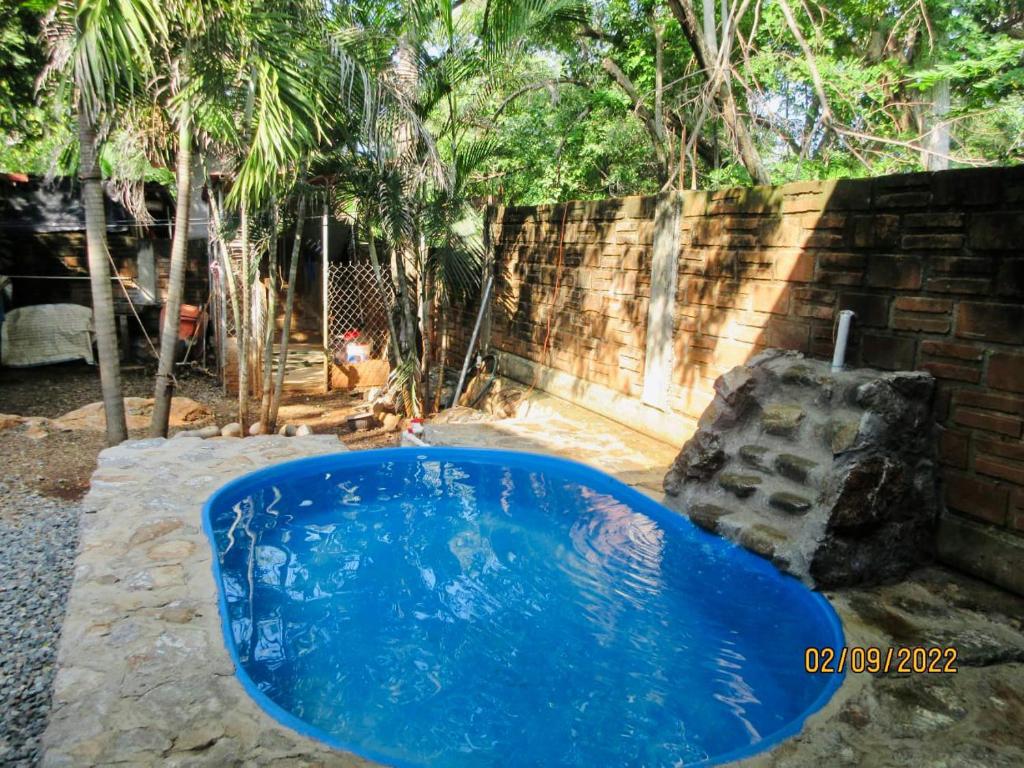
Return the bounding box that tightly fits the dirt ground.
[0,361,398,510]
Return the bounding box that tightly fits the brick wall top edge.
[494,166,1024,222]
[497,194,660,220]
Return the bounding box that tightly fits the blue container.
[204,448,844,767]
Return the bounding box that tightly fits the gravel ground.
[0,363,226,766]
[0,481,79,767]
[0,364,236,507]
[0,360,399,765]
[0,361,397,765]
[0,361,235,423]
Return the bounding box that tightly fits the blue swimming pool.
[203,448,843,767]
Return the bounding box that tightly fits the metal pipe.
[832,309,855,371]
[451,274,495,408]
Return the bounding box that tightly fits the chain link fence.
[326,263,394,364]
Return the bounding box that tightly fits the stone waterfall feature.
[664,349,939,588]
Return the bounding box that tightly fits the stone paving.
[40,435,370,767]
[423,394,679,496]
[41,424,1024,767]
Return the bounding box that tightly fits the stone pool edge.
[40,435,374,767]
[40,435,859,767]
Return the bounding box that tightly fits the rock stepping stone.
[738,523,790,568]
[769,491,813,515]
[828,418,861,454]
[739,444,773,473]
[774,453,818,483]
[172,424,221,439]
[761,404,805,437]
[780,363,822,387]
[686,503,735,534]
[718,472,762,498]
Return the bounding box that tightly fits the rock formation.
[664,349,939,588]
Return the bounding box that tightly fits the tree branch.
[489,78,587,123]
[664,0,770,183]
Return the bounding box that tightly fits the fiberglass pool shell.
[203,447,844,768]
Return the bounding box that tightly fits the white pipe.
[400,430,430,447]
[832,310,855,371]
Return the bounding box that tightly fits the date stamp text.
[804,646,958,674]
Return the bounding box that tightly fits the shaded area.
[469,168,1024,587]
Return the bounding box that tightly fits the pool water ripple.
[204,448,843,767]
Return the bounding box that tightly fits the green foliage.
[481,83,662,203]
[463,0,1024,202]
[10,1,1022,199]
[0,2,44,136]
[0,1,63,173]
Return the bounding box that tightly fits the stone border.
[43,433,856,767]
[41,436,372,767]
[40,431,1024,767]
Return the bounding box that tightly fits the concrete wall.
[474,167,1024,573]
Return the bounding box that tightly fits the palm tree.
[41,0,165,445]
[322,0,584,415]
[268,187,307,433]
[149,1,243,436]
[149,99,193,436]
[147,0,327,431]
[78,110,129,446]
[258,200,281,430]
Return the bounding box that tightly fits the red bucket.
[159,304,205,341]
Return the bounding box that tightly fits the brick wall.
[490,196,657,398]
[483,166,1024,539]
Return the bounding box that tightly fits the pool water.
[204,448,843,767]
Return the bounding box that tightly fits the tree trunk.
[209,187,241,361]
[419,234,434,411]
[925,79,951,171]
[666,0,770,184]
[150,108,193,436]
[703,0,718,57]
[269,194,307,433]
[392,34,425,414]
[259,206,279,429]
[238,204,251,431]
[394,245,423,414]
[367,225,403,368]
[434,302,448,413]
[78,109,128,446]
[600,57,670,185]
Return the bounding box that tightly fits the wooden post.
[322,200,330,393]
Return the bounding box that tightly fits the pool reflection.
[207,452,842,767]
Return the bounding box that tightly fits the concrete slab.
[40,435,369,767]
